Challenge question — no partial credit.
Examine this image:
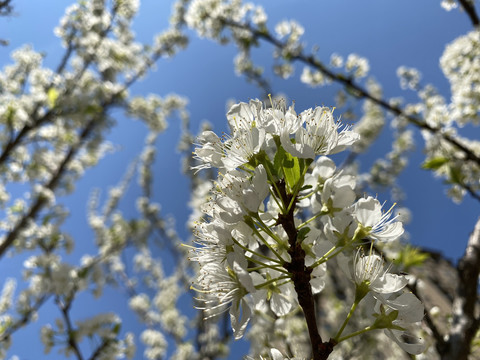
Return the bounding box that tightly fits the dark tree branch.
[56,296,85,360]
[276,180,335,360]
[0,0,12,16]
[232,20,480,163]
[457,0,480,27]
[87,337,117,360]
[464,182,480,202]
[440,216,480,359]
[0,0,13,46]
[0,115,99,259]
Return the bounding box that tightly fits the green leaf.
[112,323,121,335]
[297,227,310,242]
[10,203,24,213]
[77,268,89,279]
[421,157,449,170]
[299,184,313,192]
[85,104,102,115]
[47,88,59,109]
[392,244,429,270]
[273,143,287,180]
[255,150,277,180]
[372,309,402,330]
[283,151,302,192]
[448,166,465,184]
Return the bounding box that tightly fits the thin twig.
[0,295,49,342]
[56,296,85,360]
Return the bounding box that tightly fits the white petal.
[313,156,336,178]
[384,329,425,355]
[269,348,286,360]
[230,298,252,339]
[329,130,360,154]
[310,277,326,294]
[280,129,315,159]
[354,197,381,227]
[371,273,408,294]
[388,293,425,323]
[234,261,256,294]
[373,222,404,242]
[270,292,293,316]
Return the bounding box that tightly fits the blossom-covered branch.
[221,18,480,167]
[181,0,480,203]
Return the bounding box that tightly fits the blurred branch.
[0,115,99,259]
[0,9,114,168]
[464,183,480,202]
[225,19,480,161]
[0,0,13,45]
[219,18,480,201]
[0,0,12,16]
[0,29,182,260]
[56,296,85,360]
[241,67,272,101]
[457,0,480,26]
[87,340,113,360]
[0,295,49,343]
[440,216,480,359]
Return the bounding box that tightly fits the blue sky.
[1,0,479,359]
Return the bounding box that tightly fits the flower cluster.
[440,30,480,126]
[191,98,424,355]
[343,250,425,354]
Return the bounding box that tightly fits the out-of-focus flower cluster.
[0,0,192,359]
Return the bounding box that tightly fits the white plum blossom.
[345,53,370,78]
[281,106,359,159]
[441,0,458,11]
[353,196,404,242]
[222,127,266,171]
[310,172,356,214]
[193,130,225,171]
[227,99,263,131]
[141,329,167,360]
[196,261,255,339]
[380,293,425,355]
[397,66,421,90]
[219,165,269,213]
[440,29,480,125]
[129,293,150,314]
[300,66,327,87]
[0,279,15,314]
[353,252,408,296]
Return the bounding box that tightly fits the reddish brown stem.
[277,180,335,360]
